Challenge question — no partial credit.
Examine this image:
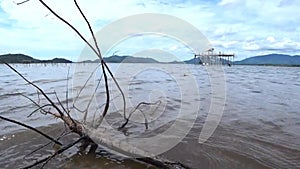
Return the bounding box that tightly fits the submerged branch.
[24,130,72,159]
[0,115,62,146]
[22,136,86,169]
[119,100,162,129]
[91,94,121,125]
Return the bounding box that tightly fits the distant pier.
[194,48,235,66]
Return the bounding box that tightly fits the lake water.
[0,63,299,169]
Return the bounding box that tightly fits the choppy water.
[0,63,299,169]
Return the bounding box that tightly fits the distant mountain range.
[1,53,300,66]
[184,54,300,66]
[235,54,300,66]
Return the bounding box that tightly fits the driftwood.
[0,0,192,168]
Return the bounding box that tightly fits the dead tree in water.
[0,0,192,169]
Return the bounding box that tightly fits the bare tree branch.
[36,0,127,126]
[5,1,180,168]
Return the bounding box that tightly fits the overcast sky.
[0,0,299,61]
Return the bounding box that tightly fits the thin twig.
[54,91,68,115]
[74,0,126,120]
[37,90,41,104]
[53,91,77,128]
[27,104,52,117]
[64,70,74,122]
[14,0,30,5]
[83,75,103,123]
[66,67,70,112]
[18,93,49,116]
[72,64,101,111]
[0,115,62,146]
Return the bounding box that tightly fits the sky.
[0,0,300,61]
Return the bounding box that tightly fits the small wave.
[0,74,13,78]
[129,80,144,85]
[0,93,23,97]
[270,102,289,107]
[31,78,66,84]
[170,98,181,103]
[270,80,285,85]
[251,90,262,93]
[257,119,282,129]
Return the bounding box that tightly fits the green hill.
[0,54,72,63]
[0,54,40,63]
